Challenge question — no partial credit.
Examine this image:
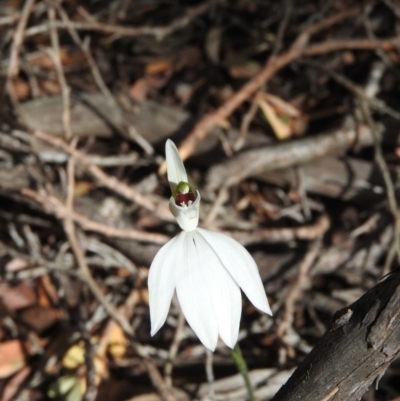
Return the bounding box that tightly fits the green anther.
[172,181,195,197]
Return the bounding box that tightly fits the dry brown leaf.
[129,76,170,100]
[145,60,173,75]
[140,288,149,305]
[129,78,149,101]
[4,0,23,8]
[215,118,231,130]
[40,80,61,95]
[126,388,189,401]
[258,98,292,140]
[62,340,85,370]
[175,83,193,103]
[229,61,262,79]
[5,258,29,273]
[2,366,31,401]
[63,339,108,385]
[108,324,128,359]
[0,283,37,311]
[342,51,356,64]
[205,26,222,64]
[116,268,131,278]
[387,50,400,64]
[262,93,301,118]
[0,340,26,379]
[39,274,59,305]
[19,306,65,333]
[28,49,85,70]
[126,394,161,401]
[94,357,108,384]
[28,50,65,69]
[12,79,30,100]
[37,280,51,308]
[174,46,202,70]
[74,181,94,197]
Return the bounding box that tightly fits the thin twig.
[233,93,260,151]
[0,13,22,27]
[143,359,179,401]
[295,167,311,221]
[48,6,72,139]
[381,0,400,19]
[203,185,229,228]
[63,150,104,400]
[361,106,400,275]
[21,188,169,244]
[293,6,360,43]
[7,0,36,79]
[24,3,210,41]
[33,130,172,221]
[303,37,400,56]
[80,308,98,401]
[224,214,330,245]
[271,0,293,56]
[277,239,322,340]
[164,308,186,387]
[5,0,36,121]
[362,3,393,67]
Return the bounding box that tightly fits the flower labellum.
[148,139,272,351]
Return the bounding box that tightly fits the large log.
[271,270,400,401]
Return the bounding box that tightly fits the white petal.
[175,232,219,351]
[169,191,200,232]
[148,233,184,336]
[192,231,242,348]
[165,139,188,193]
[197,228,272,316]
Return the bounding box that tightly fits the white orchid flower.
[148,139,272,351]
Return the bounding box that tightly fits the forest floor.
[1,1,400,400]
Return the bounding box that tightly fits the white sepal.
[191,231,242,348]
[197,228,273,316]
[176,232,219,351]
[165,139,188,193]
[148,233,184,336]
[169,190,201,232]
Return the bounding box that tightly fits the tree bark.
[271,270,400,401]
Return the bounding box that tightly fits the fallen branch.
[206,124,376,190]
[224,214,330,246]
[271,270,400,401]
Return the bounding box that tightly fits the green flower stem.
[231,344,256,401]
